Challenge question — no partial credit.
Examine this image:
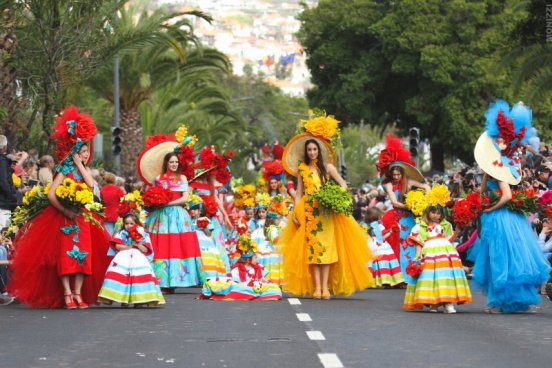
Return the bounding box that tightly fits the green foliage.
[312,181,353,216]
[298,0,528,170]
[340,124,381,187]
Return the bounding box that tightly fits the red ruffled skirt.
[8,206,111,308]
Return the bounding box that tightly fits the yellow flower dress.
[279,163,374,296]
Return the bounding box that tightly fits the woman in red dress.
[8,106,110,309]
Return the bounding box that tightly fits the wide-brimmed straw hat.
[282,133,336,177]
[389,161,424,183]
[136,140,179,185]
[474,132,522,185]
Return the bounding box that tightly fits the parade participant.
[8,106,110,308]
[188,195,228,279]
[470,100,550,313]
[280,111,374,299]
[200,234,282,301]
[364,208,404,288]
[377,135,429,285]
[100,172,125,235]
[403,206,472,313]
[98,213,165,307]
[137,126,203,292]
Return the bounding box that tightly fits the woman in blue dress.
[470,99,550,313]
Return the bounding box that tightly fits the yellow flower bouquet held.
[56,178,104,223]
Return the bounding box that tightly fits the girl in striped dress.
[403,206,472,313]
[98,213,165,307]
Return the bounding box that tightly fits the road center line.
[296,313,312,322]
[288,298,301,305]
[306,331,325,340]
[318,353,343,368]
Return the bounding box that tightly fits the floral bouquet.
[426,184,451,207]
[311,182,352,216]
[452,192,489,228]
[404,189,428,217]
[142,186,172,211]
[127,225,145,243]
[406,259,423,279]
[201,196,219,218]
[236,222,248,235]
[488,188,538,215]
[118,190,144,217]
[196,217,210,229]
[5,185,51,237]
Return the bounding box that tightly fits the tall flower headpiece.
[377,135,423,183]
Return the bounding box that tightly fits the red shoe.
[72,294,89,309]
[64,294,77,309]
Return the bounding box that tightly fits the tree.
[86,5,233,175]
[0,1,19,146]
[298,0,524,170]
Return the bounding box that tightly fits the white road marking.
[318,353,343,368]
[306,331,325,340]
[288,298,301,305]
[296,313,312,322]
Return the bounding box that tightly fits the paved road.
[1,289,551,368]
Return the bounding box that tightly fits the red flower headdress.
[51,105,97,164]
[377,135,416,182]
[272,142,284,160]
[262,160,284,181]
[145,133,175,150]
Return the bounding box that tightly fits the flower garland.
[298,162,325,263]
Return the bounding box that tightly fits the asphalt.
[1,288,551,368]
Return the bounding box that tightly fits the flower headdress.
[173,124,197,180]
[282,108,338,176]
[235,183,257,209]
[475,100,535,185]
[255,192,271,210]
[267,194,287,218]
[188,194,203,209]
[51,106,97,176]
[117,190,144,218]
[262,160,285,182]
[377,135,423,183]
[198,146,235,185]
[272,142,284,160]
[237,234,258,258]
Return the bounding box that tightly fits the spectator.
[0,136,17,228]
[116,176,127,194]
[101,172,125,235]
[536,166,552,190]
[38,155,55,186]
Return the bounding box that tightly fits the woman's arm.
[384,182,407,210]
[326,163,347,189]
[483,180,512,213]
[292,175,303,227]
[481,173,489,194]
[409,179,430,192]
[47,173,78,220]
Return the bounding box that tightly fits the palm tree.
[0,1,19,145]
[87,5,235,175]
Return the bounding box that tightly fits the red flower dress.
[8,173,110,308]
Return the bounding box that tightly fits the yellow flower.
[187,135,198,147]
[12,174,21,188]
[243,197,256,208]
[427,184,451,207]
[255,193,271,207]
[188,194,203,205]
[303,114,340,141]
[85,202,104,212]
[75,189,94,204]
[405,189,428,217]
[43,183,51,194]
[175,125,189,142]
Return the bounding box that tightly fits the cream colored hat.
[474,132,522,185]
[282,133,336,177]
[137,140,179,185]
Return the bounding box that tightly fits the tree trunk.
[430,141,445,172]
[0,14,19,147]
[120,108,143,177]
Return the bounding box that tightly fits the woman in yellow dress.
[280,113,374,299]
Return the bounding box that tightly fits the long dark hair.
[304,139,328,184]
[162,152,181,181]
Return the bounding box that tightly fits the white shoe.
[444,303,456,314]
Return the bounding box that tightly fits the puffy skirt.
[197,230,228,279]
[8,207,111,308]
[146,205,203,288]
[279,197,374,296]
[251,228,283,285]
[469,208,550,312]
[98,249,165,306]
[200,277,282,301]
[403,237,472,309]
[368,240,404,287]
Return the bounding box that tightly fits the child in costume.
[200,235,282,300]
[403,206,472,313]
[365,208,404,288]
[98,213,165,307]
[188,195,228,279]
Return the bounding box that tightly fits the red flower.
[515,199,524,208]
[142,186,172,208]
[201,196,219,218]
[145,133,175,149]
[236,222,248,235]
[196,217,210,229]
[128,225,144,243]
[74,113,97,141]
[406,260,423,278]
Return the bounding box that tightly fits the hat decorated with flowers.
[188,194,203,209]
[237,234,258,258]
[377,135,423,183]
[137,124,197,185]
[282,109,338,177]
[474,100,534,185]
[267,194,287,218]
[51,106,97,176]
[255,192,271,210]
